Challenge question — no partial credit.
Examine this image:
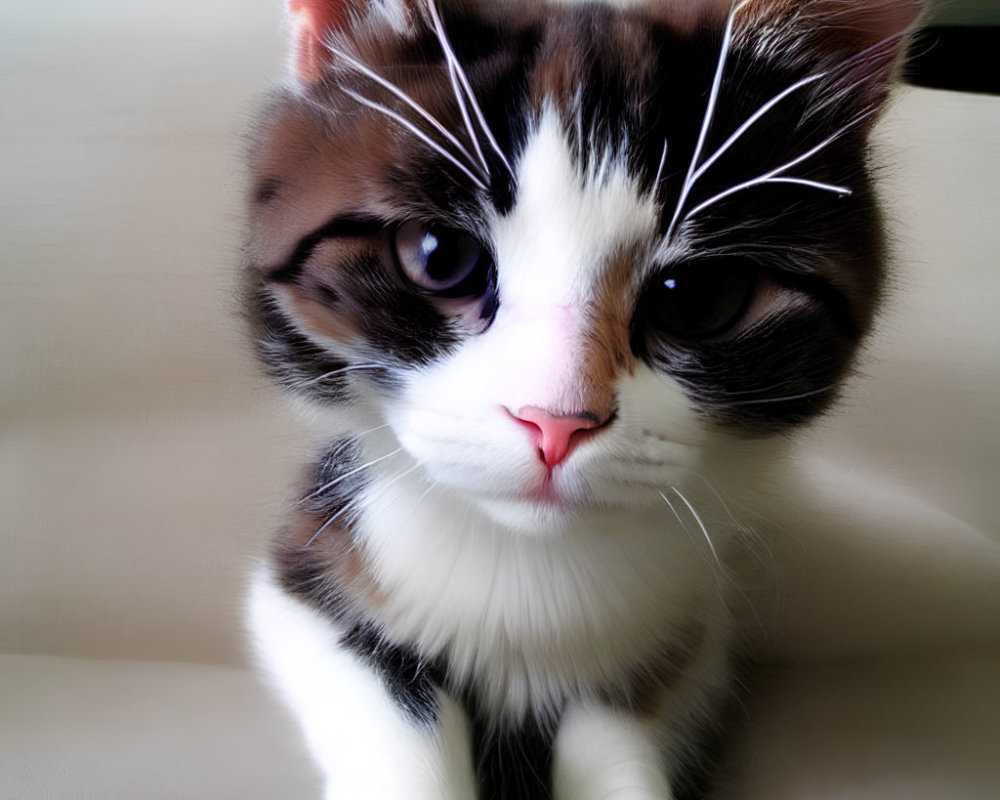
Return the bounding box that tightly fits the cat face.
[245,0,921,531]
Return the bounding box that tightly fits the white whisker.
[659,490,686,529]
[665,0,749,242]
[682,111,874,223]
[341,88,489,190]
[296,363,387,389]
[686,177,850,219]
[689,72,826,187]
[425,0,515,179]
[364,462,423,508]
[305,503,353,547]
[672,486,721,567]
[654,138,669,188]
[347,422,394,440]
[301,446,405,504]
[325,42,485,178]
[724,384,836,407]
[424,1,492,179]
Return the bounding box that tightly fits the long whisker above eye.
[688,72,827,188]
[423,0,491,179]
[665,0,750,242]
[425,0,515,180]
[325,41,486,180]
[681,110,875,223]
[340,88,489,191]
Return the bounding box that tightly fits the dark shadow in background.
[907,26,1000,95]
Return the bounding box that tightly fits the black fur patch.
[341,621,444,727]
[264,215,385,285]
[305,437,364,519]
[465,700,556,800]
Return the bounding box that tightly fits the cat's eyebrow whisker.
[300,446,405,504]
[666,0,749,242]
[425,0,515,180]
[424,1,491,179]
[325,41,485,180]
[682,110,875,223]
[688,72,827,188]
[340,88,489,191]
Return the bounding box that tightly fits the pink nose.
[511,406,607,469]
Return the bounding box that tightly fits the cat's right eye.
[393,221,492,299]
[643,260,758,341]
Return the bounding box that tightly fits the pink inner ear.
[287,0,356,82]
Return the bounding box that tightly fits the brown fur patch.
[278,288,362,346]
[277,506,389,615]
[583,244,643,394]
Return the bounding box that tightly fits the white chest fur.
[356,452,732,717]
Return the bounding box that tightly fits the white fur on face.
[382,105,710,530]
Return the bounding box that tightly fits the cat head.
[245,0,923,531]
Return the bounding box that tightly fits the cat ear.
[738,0,925,114]
[285,0,415,83]
[739,0,925,45]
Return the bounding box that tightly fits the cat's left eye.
[393,221,491,299]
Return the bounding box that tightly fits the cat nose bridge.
[492,299,627,433]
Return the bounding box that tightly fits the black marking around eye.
[643,310,855,429]
[265,215,385,285]
[339,252,462,366]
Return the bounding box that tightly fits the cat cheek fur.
[245,0,925,797]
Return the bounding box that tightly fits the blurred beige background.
[1,1,999,798]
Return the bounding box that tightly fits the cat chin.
[473,495,584,537]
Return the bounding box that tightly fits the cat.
[243,0,923,797]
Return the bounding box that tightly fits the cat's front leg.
[248,569,477,800]
[552,703,674,800]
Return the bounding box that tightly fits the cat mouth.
[524,478,566,508]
